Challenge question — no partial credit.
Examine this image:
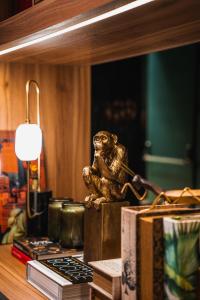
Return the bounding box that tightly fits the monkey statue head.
[93,131,118,152]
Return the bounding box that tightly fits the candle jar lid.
[49,197,73,203]
[62,202,84,208]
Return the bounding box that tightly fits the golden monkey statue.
[83,131,163,209]
[83,131,128,209]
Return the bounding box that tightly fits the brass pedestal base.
[84,201,129,263]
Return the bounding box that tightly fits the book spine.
[11,246,32,264]
[112,277,121,300]
[140,217,152,300]
[152,218,164,300]
[13,240,32,258]
[121,208,137,300]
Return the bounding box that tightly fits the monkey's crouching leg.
[101,177,112,198]
[83,167,102,207]
[93,177,114,209]
[100,177,125,201]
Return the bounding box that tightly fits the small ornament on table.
[82,131,149,210]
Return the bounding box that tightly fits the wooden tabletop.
[0,245,47,299]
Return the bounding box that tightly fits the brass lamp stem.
[26,80,40,126]
[26,161,31,219]
[25,80,41,219]
[26,80,41,192]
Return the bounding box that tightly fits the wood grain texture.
[0,62,90,200]
[0,245,47,299]
[0,0,115,44]
[84,202,129,263]
[0,0,200,65]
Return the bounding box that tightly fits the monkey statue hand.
[94,150,105,158]
[132,174,143,190]
[93,197,108,210]
[132,174,163,195]
[85,194,98,208]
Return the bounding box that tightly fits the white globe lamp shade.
[15,123,42,161]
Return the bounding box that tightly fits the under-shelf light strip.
[0,0,154,56]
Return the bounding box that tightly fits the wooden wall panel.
[0,62,91,201]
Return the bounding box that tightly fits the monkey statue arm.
[132,174,163,195]
[91,158,100,176]
[95,145,126,183]
[110,145,126,179]
[94,153,115,180]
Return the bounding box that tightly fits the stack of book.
[27,256,93,300]
[88,258,121,300]
[121,204,200,300]
[12,237,82,264]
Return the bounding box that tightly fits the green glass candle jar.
[60,203,85,249]
[48,198,72,242]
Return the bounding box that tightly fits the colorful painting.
[0,130,46,244]
[163,215,200,300]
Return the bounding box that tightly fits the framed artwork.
[0,130,46,244]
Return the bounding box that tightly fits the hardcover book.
[88,258,121,300]
[140,216,164,300]
[11,245,32,264]
[163,215,200,300]
[121,204,200,300]
[27,257,93,300]
[89,283,113,300]
[13,237,82,260]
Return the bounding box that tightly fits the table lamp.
[15,80,52,237]
[15,80,44,222]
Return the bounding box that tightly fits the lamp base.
[26,190,52,237]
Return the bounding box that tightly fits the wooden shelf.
[0,0,113,45]
[0,0,200,65]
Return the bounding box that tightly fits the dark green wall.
[145,44,199,190]
[91,43,200,200]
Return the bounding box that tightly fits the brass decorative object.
[26,80,41,219]
[148,187,200,209]
[83,131,147,209]
[15,80,42,219]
